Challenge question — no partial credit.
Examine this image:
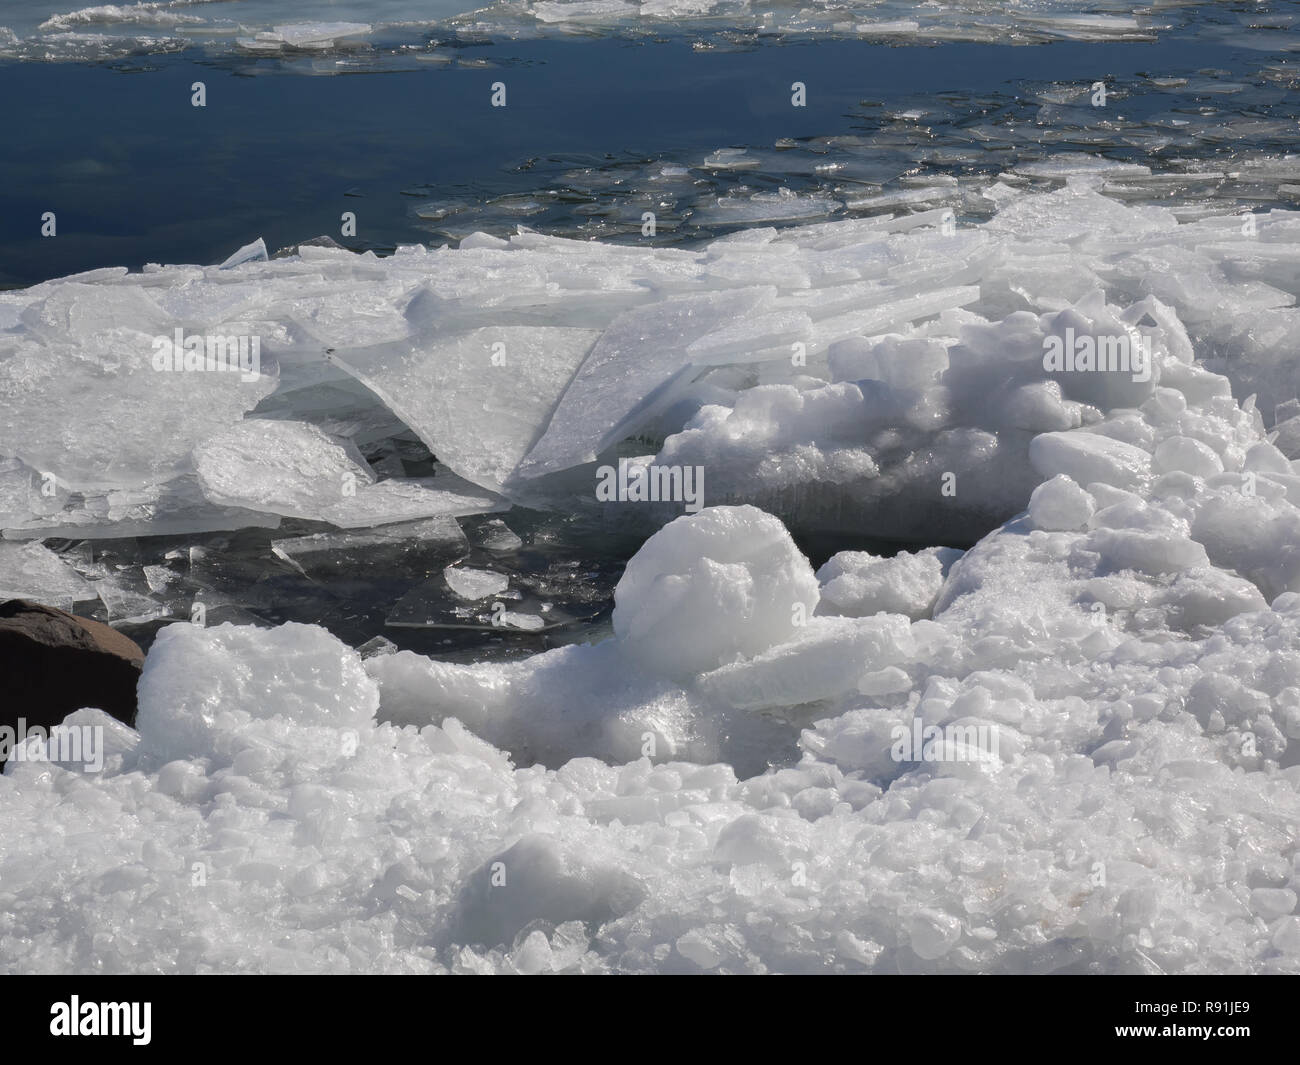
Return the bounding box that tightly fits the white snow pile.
[6,402,1300,971]
[4,178,1300,972]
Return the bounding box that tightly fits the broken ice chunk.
[272,22,371,47]
[193,419,373,517]
[339,476,505,526]
[686,310,812,365]
[496,610,546,631]
[0,321,275,492]
[194,420,502,527]
[444,565,510,601]
[476,518,524,554]
[1,472,281,541]
[0,541,96,610]
[693,189,843,226]
[816,547,964,620]
[1028,474,1095,531]
[218,239,268,270]
[95,581,169,624]
[237,23,372,52]
[697,615,915,711]
[1010,155,1153,182]
[1029,431,1152,491]
[702,148,761,170]
[356,634,398,659]
[516,288,775,478]
[829,334,950,389]
[844,187,958,213]
[529,0,635,24]
[612,505,820,682]
[142,564,180,594]
[806,288,981,355]
[329,326,599,493]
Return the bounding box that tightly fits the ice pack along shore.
[3,176,1300,973]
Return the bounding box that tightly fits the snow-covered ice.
[816,546,963,620]
[5,178,1300,973]
[612,504,819,681]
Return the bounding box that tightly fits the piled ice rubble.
[414,134,1300,248]
[816,545,962,620]
[455,0,1184,44]
[7,181,1300,541]
[6,178,1300,620]
[4,179,1300,972]
[6,398,1300,970]
[0,0,1207,62]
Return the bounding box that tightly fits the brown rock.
[0,600,143,753]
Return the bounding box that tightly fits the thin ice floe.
[4,177,1300,973]
[0,0,1233,62]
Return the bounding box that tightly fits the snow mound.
[612,505,819,681]
[135,621,379,764]
[816,546,964,620]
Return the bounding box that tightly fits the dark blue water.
[3,24,1295,288]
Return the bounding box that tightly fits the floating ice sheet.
[271,516,468,582]
[0,1,1260,66]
